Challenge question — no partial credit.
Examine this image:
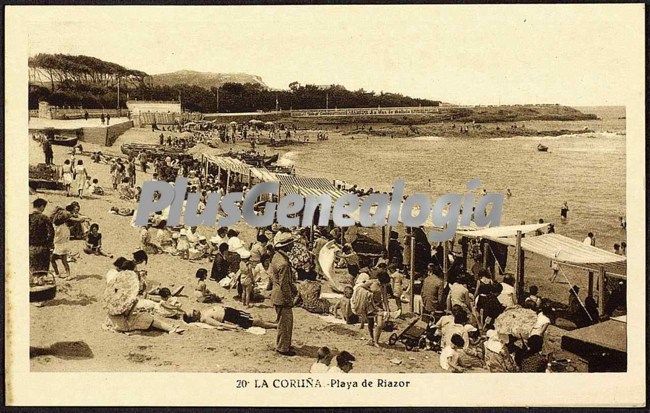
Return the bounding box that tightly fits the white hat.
[227,237,244,251]
[198,235,207,241]
[179,228,187,236]
[234,247,251,259]
[273,231,295,248]
[210,236,222,244]
[463,324,478,333]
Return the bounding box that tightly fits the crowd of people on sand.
[29,130,626,373]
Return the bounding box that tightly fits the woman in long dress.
[73,159,88,198]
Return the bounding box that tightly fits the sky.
[22,5,644,106]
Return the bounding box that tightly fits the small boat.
[537,144,548,152]
[49,135,79,147]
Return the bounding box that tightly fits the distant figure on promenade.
[560,201,569,221]
[84,111,89,121]
[100,113,105,125]
[506,188,512,198]
[619,216,626,230]
[42,139,53,165]
[583,232,595,247]
[106,114,111,125]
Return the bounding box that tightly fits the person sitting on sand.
[106,257,127,284]
[182,306,277,330]
[117,177,135,200]
[295,269,331,314]
[105,295,185,335]
[194,268,221,303]
[331,285,359,324]
[140,223,161,255]
[310,347,332,373]
[84,223,111,257]
[327,351,356,373]
[483,330,518,373]
[440,334,466,372]
[154,288,184,319]
[88,178,104,196]
[155,220,174,253]
[457,325,485,369]
[175,228,190,260]
[253,254,272,291]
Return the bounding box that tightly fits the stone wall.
[80,120,134,146]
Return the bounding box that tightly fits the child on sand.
[440,334,465,372]
[389,264,406,310]
[84,223,111,257]
[310,347,332,373]
[194,268,221,303]
[238,250,255,307]
[154,288,184,319]
[331,285,359,324]
[176,229,190,260]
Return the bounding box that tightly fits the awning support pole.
[598,266,605,317]
[587,271,594,297]
[409,228,415,314]
[515,230,523,304]
[443,241,449,285]
[483,240,490,275]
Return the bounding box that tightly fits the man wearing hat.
[269,231,298,356]
[421,263,444,316]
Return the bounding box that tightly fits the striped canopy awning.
[250,167,278,183]
[275,174,349,200]
[490,233,627,277]
[204,154,251,175]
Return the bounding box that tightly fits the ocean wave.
[277,151,297,166]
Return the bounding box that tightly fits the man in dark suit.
[269,232,298,356]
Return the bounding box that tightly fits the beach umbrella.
[103,271,140,316]
[229,121,238,125]
[493,306,538,338]
[264,121,275,126]
[249,119,263,124]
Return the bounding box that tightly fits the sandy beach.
[28,124,617,373]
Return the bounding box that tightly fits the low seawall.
[81,120,133,146]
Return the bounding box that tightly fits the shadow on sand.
[30,341,94,360]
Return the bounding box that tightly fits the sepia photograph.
[5,3,646,407]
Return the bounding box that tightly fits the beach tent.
[459,229,626,315]
[179,131,194,139]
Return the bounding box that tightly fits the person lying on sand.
[182,306,277,331]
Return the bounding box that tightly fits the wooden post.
[226,170,231,193]
[483,240,490,272]
[382,226,386,250]
[387,226,392,250]
[409,228,415,314]
[598,266,605,317]
[587,271,594,298]
[515,230,523,304]
[443,241,449,284]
